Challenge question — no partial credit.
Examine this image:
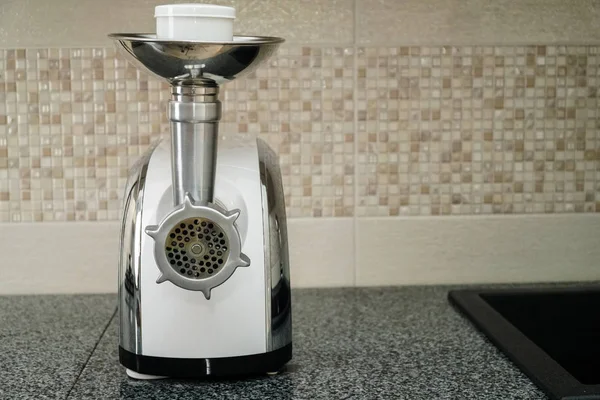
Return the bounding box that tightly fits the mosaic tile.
[356,46,600,216]
[0,45,355,221]
[1,45,599,221]
[222,46,355,218]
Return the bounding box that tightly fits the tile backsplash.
[0,46,356,221]
[0,44,598,222]
[357,46,600,216]
[0,0,599,222]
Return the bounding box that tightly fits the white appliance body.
[118,135,292,376]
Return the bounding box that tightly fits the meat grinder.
[110,4,292,379]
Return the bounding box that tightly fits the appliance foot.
[126,369,168,380]
[266,369,283,376]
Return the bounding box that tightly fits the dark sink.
[449,286,600,400]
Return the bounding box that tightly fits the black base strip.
[120,343,292,378]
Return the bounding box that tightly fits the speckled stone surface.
[0,294,115,400]
[65,287,547,399]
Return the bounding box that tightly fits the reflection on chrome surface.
[118,141,159,354]
[258,138,292,352]
[108,34,283,86]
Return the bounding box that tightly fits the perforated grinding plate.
[164,217,230,279]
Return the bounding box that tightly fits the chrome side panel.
[257,138,292,352]
[118,141,159,354]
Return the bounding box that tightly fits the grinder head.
[108,34,284,86]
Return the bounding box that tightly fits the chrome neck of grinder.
[169,85,221,206]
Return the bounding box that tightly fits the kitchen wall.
[1,0,599,293]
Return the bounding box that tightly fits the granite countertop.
[1,286,547,400]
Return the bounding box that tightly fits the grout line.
[0,43,357,51]
[352,0,359,287]
[353,0,358,46]
[347,213,600,222]
[318,41,600,48]
[64,307,117,399]
[2,42,600,53]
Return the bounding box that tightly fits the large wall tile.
[356,214,600,286]
[0,0,354,48]
[0,222,119,294]
[287,218,355,287]
[357,0,600,46]
[0,219,355,293]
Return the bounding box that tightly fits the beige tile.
[3,215,600,293]
[0,219,355,293]
[235,0,353,45]
[288,218,355,288]
[0,0,353,47]
[357,0,600,45]
[356,214,600,286]
[0,222,119,294]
